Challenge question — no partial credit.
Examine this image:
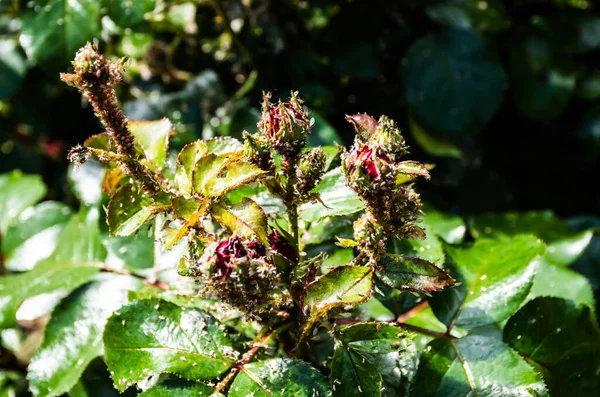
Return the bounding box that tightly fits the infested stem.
[61,43,160,195]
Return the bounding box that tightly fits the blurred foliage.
[0,0,599,216]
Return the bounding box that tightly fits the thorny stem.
[211,323,293,396]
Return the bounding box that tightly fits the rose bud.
[269,230,297,262]
[211,236,246,279]
[243,131,273,172]
[258,92,310,157]
[295,147,327,196]
[343,143,393,182]
[370,115,407,156]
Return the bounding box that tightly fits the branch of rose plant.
[211,323,293,396]
[100,264,169,290]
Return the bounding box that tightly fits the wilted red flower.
[213,237,246,279]
[269,230,297,262]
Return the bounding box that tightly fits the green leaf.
[425,0,510,32]
[48,207,107,265]
[19,0,101,68]
[332,323,416,397]
[0,38,27,100]
[229,358,329,397]
[331,340,381,396]
[27,274,143,397]
[388,227,444,264]
[108,0,155,28]
[504,297,600,396]
[307,113,343,147]
[107,183,160,237]
[422,204,465,244]
[402,305,448,349]
[0,264,99,329]
[68,159,105,207]
[175,141,207,195]
[130,118,173,171]
[2,202,72,271]
[413,336,549,396]
[396,161,431,180]
[299,168,364,223]
[534,14,600,54]
[403,29,506,137]
[0,170,46,236]
[205,161,266,198]
[509,37,576,122]
[408,118,463,159]
[529,259,595,309]
[301,266,373,340]
[470,211,593,267]
[191,154,229,196]
[304,216,355,246]
[205,137,244,155]
[376,256,455,293]
[211,198,269,246]
[103,299,236,391]
[430,235,545,329]
[139,379,217,397]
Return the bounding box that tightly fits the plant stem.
[288,203,300,254]
[211,323,292,396]
[100,265,168,290]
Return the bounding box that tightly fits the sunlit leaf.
[104,299,236,391]
[229,358,329,397]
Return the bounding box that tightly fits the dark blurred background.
[0,0,598,217]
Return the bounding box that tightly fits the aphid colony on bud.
[184,231,295,323]
[342,113,430,254]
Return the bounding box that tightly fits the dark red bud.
[267,103,304,138]
[269,230,297,262]
[213,237,246,279]
[247,239,267,259]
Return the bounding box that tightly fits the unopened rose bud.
[295,147,327,195]
[258,92,310,157]
[243,132,272,171]
[370,116,406,156]
[343,143,394,186]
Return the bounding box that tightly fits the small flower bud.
[258,92,310,157]
[370,116,406,156]
[243,131,272,171]
[295,147,327,196]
